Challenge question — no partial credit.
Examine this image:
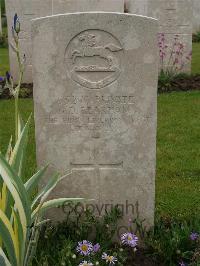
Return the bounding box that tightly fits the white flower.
[102,253,117,265]
[79,261,93,266]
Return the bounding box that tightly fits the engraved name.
[45,94,152,130]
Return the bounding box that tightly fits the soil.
[158,74,200,93]
[125,249,162,266]
[1,74,200,100]
[0,83,33,99]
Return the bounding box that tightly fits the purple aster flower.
[93,243,100,253]
[0,76,4,82]
[190,232,199,241]
[121,232,138,248]
[102,253,117,265]
[79,261,93,266]
[76,240,93,256]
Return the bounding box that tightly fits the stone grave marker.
[32,12,158,227]
[5,0,124,83]
[53,0,124,13]
[126,0,193,72]
[193,0,200,33]
[5,0,52,83]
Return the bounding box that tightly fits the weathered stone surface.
[5,0,52,83]
[5,0,124,83]
[53,0,124,13]
[126,0,193,72]
[32,12,158,227]
[193,0,200,32]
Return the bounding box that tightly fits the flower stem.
[14,34,24,143]
[15,94,19,143]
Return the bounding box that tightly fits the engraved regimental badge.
[65,30,123,89]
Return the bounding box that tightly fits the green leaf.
[35,219,50,228]
[25,165,48,194]
[17,112,24,138]
[13,209,25,265]
[31,198,84,220]
[0,154,31,239]
[9,115,31,177]
[31,173,60,209]
[0,210,18,266]
[5,136,13,162]
[0,247,11,266]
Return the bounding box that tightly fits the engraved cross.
[70,147,123,172]
[70,161,123,171]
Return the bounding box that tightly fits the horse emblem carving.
[66,31,123,89]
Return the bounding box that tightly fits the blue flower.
[13,13,20,34]
[6,71,11,82]
[93,243,100,253]
[190,232,199,241]
[0,76,4,82]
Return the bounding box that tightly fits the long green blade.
[0,210,18,266]
[0,154,31,238]
[31,173,60,209]
[5,136,13,162]
[9,115,31,176]
[13,209,24,266]
[0,247,11,266]
[25,165,48,194]
[32,198,84,220]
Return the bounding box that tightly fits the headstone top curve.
[31,12,158,24]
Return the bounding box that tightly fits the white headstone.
[5,0,52,83]
[193,0,200,33]
[53,0,124,13]
[32,12,158,227]
[126,0,193,72]
[5,0,124,83]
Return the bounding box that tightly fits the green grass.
[0,92,200,219]
[192,43,200,74]
[0,26,9,75]
[0,47,9,75]
[156,91,200,218]
[0,99,36,179]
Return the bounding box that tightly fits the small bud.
[6,71,11,82]
[95,262,99,265]
[14,13,20,34]
[72,254,76,259]
[176,250,181,255]
[22,54,26,65]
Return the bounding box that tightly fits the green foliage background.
[0,0,5,14]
